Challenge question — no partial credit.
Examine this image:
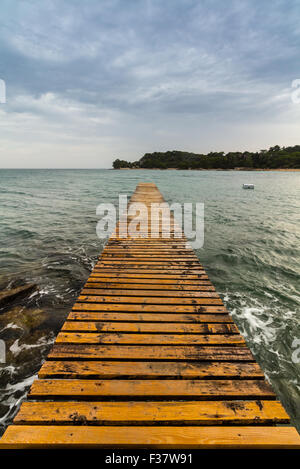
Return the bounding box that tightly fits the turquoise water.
[0,169,299,433]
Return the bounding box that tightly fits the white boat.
[243,184,254,189]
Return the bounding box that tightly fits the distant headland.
[112,146,300,170]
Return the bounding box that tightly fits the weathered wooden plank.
[48,344,254,361]
[105,249,194,253]
[111,234,184,238]
[72,303,227,313]
[77,295,223,305]
[96,261,202,266]
[93,265,202,270]
[101,250,197,255]
[98,259,199,264]
[105,238,190,242]
[38,360,264,379]
[80,289,219,298]
[4,426,300,449]
[89,275,210,283]
[85,282,215,291]
[105,240,191,244]
[112,230,183,234]
[67,312,233,323]
[106,247,192,250]
[94,266,205,272]
[13,400,289,426]
[100,257,198,262]
[92,268,206,275]
[61,321,239,333]
[56,332,246,346]
[28,379,274,399]
[103,243,192,247]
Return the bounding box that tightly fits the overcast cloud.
[0,0,300,168]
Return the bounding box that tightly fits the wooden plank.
[71,303,228,313]
[84,282,215,291]
[77,295,223,305]
[38,360,264,379]
[4,426,300,448]
[55,332,246,346]
[111,233,185,236]
[96,261,202,266]
[88,275,210,283]
[80,289,219,298]
[94,266,205,272]
[28,379,274,399]
[106,249,195,253]
[101,250,197,255]
[107,241,191,245]
[67,312,233,323]
[103,250,194,253]
[61,321,239,333]
[104,239,188,243]
[48,344,254,361]
[106,245,191,250]
[13,400,289,426]
[92,268,206,275]
[103,243,192,247]
[96,262,202,267]
[100,256,198,260]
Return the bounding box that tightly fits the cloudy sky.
[0,0,300,168]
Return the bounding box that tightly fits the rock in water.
[0,284,37,309]
[0,306,47,332]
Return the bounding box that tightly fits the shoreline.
[116,168,300,171]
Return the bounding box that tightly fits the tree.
[112,146,300,170]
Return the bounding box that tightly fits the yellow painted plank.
[55,332,246,346]
[38,360,264,379]
[28,379,274,399]
[67,311,232,322]
[48,344,254,360]
[77,295,223,305]
[14,400,289,425]
[2,426,300,449]
[61,321,239,333]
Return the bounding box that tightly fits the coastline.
[116,168,300,171]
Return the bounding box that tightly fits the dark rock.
[0,284,37,309]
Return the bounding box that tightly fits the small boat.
[243,184,254,189]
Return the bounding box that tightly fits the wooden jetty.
[1,182,300,448]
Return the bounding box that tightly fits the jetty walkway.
[1,183,300,448]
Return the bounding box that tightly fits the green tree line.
[113,145,300,169]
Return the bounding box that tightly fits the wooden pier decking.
[1,182,300,449]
